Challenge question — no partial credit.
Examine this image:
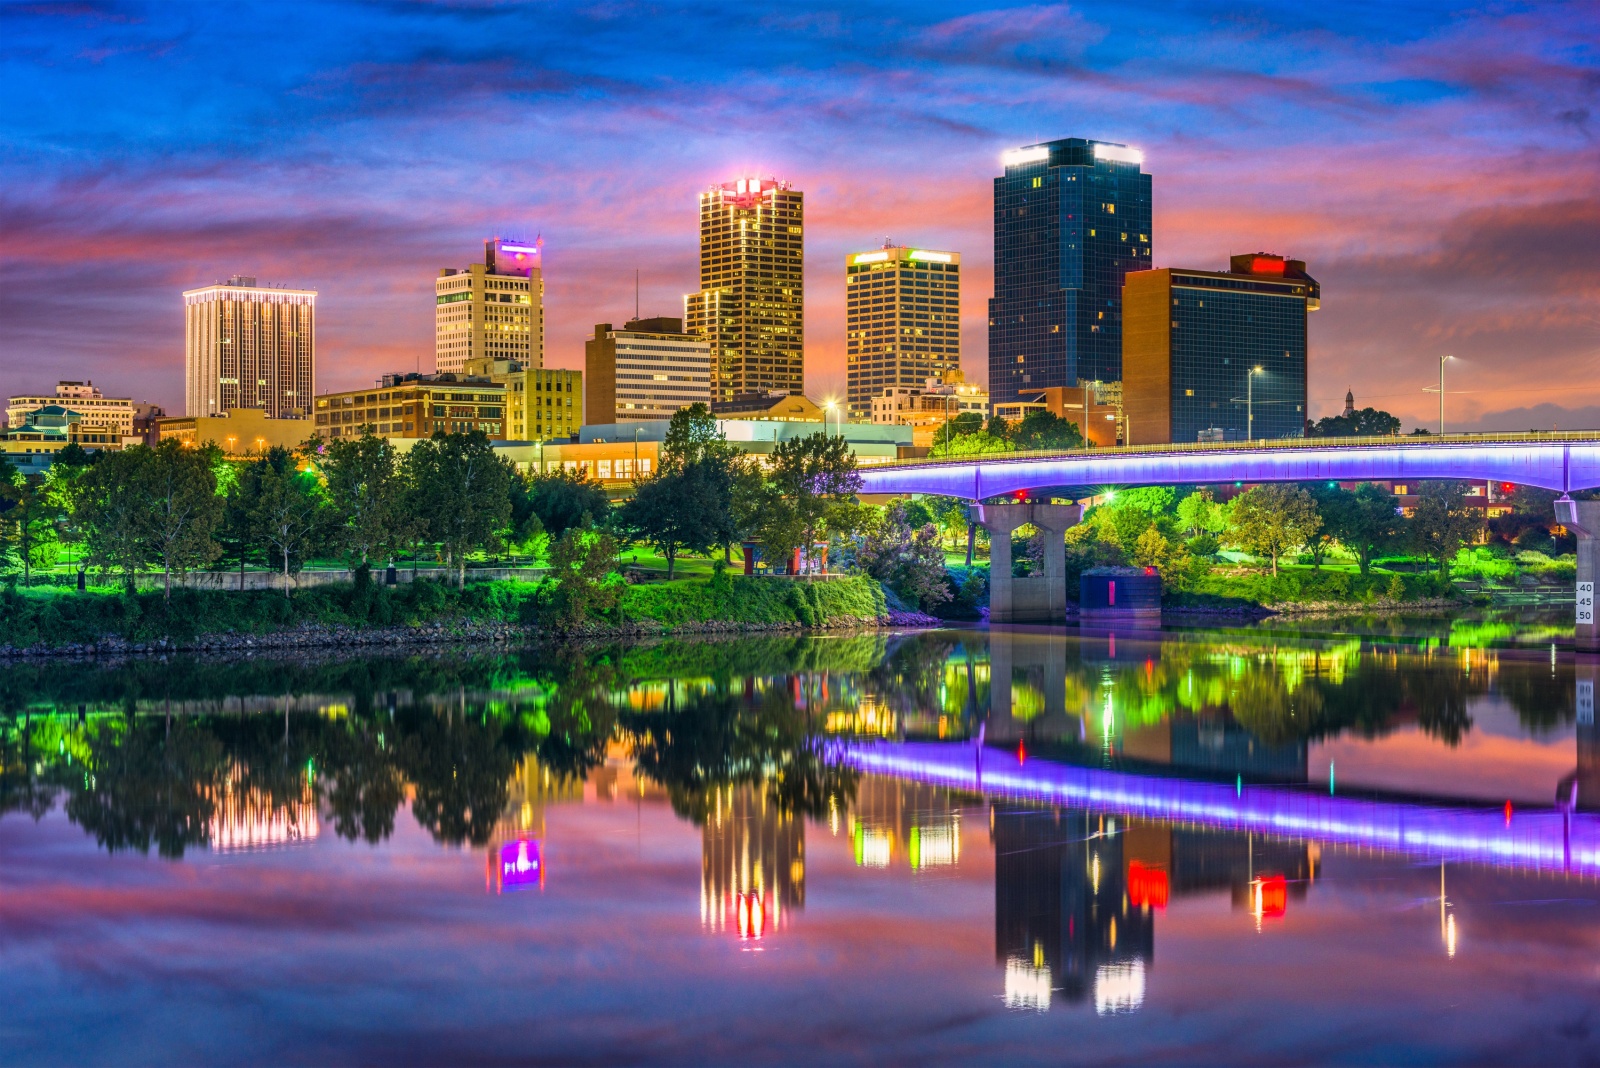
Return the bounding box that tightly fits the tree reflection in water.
[0,628,1589,857]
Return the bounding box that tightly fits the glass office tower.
[988,138,1152,411]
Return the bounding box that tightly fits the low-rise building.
[991,382,1122,447]
[710,391,825,423]
[313,373,507,441]
[580,419,912,466]
[869,373,989,448]
[463,357,580,441]
[8,381,137,439]
[155,408,312,456]
[495,439,661,484]
[2,405,130,464]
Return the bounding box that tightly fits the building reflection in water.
[700,785,804,940]
[207,764,319,852]
[994,803,1316,1014]
[485,754,585,893]
[848,776,963,871]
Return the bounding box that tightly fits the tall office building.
[1122,254,1319,445]
[183,276,316,419]
[844,245,961,421]
[585,317,712,424]
[685,177,804,402]
[436,238,545,375]
[989,138,1152,411]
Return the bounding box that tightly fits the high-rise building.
[989,138,1152,411]
[183,275,316,419]
[845,245,961,420]
[7,381,135,439]
[685,177,804,402]
[584,317,711,424]
[436,238,545,375]
[1122,254,1320,445]
[465,356,581,441]
[700,784,804,940]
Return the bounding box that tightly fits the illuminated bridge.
[858,433,1600,499]
[838,741,1600,879]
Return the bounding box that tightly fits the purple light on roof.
[836,742,1600,877]
[857,441,1600,498]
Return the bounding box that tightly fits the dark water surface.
[4,623,1598,1065]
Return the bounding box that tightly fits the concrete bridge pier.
[1555,498,1599,654]
[970,501,1082,624]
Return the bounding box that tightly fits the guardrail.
[884,430,1600,469]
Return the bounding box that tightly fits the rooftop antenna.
[635,269,640,321]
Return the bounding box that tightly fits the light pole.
[1247,366,1264,442]
[633,425,642,477]
[1437,354,1453,435]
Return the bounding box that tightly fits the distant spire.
[1343,388,1355,417]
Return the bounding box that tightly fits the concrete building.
[710,391,825,423]
[463,357,580,441]
[989,138,1152,411]
[1122,254,1319,445]
[845,245,961,420]
[154,408,311,456]
[184,276,316,419]
[584,317,711,424]
[579,418,911,466]
[436,238,545,375]
[313,373,507,440]
[496,439,660,484]
[2,405,129,460]
[991,382,1122,447]
[685,177,804,402]
[870,373,989,448]
[7,382,136,440]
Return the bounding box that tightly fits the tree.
[756,433,863,572]
[1316,482,1400,574]
[929,426,1013,459]
[527,467,609,542]
[1406,481,1480,573]
[75,448,156,588]
[251,447,330,595]
[930,411,985,452]
[1229,483,1321,575]
[1175,488,1227,537]
[1011,409,1084,451]
[316,432,407,574]
[548,526,621,628]
[1305,407,1402,438]
[402,431,515,587]
[619,462,727,579]
[661,403,738,471]
[44,447,97,580]
[854,502,951,611]
[0,472,56,586]
[140,440,226,599]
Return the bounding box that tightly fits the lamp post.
[1247,366,1264,442]
[633,425,642,478]
[1437,354,1453,435]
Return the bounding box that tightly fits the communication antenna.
[635,269,640,321]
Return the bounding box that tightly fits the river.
[3,617,1596,1064]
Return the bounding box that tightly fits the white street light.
[1247,366,1264,442]
[1437,354,1454,435]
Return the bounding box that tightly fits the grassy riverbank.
[0,574,893,652]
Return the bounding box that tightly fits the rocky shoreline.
[0,609,947,659]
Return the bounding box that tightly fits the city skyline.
[2,2,1596,432]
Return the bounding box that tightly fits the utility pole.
[1247,366,1263,442]
[1438,354,1453,435]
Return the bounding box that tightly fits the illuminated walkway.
[857,435,1600,497]
[838,741,1600,878]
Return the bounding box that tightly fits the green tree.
[930,411,985,452]
[929,426,1013,458]
[1317,482,1401,574]
[403,431,515,587]
[755,433,863,571]
[1011,409,1084,451]
[1406,481,1480,573]
[527,467,609,542]
[142,440,226,598]
[1175,488,1227,537]
[74,447,155,588]
[316,432,408,575]
[1229,483,1321,575]
[0,472,57,586]
[219,457,266,590]
[548,526,622,628]
[251,446,330,595]
[44,446,97,580]
[620,458,736,579]
[854,502,951,611]
[1305,407,1402,438]
[661,403,738,470]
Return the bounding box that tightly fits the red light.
[1143,566,1156,576]
[1505,800,1513,826]
[1251,256,1287,275]
[1013,490,1028,500]
[1128,861,1169,909]
[1017,740,1026,764]
[1108,580,1116,605]
[1256,875,1288,918]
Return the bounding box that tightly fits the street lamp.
[1247,366,1264,442]
[823,401,839,438]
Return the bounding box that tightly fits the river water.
[3,618,1597,1064]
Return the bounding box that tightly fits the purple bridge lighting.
[837,741,1600,878]
[858,437,1600,498]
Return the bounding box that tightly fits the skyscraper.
[184,276,316,419]
[1122,254,1319,445]
[844,245,961,421]
[685,177,804,402]
[989,138,1152,412]
[435,238,544,375]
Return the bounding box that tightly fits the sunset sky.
[3,1,1596,431]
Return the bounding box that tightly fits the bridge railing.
[876,430,1600,469]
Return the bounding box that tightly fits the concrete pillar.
[971,501,1083,624]
[1555,498,1599,654]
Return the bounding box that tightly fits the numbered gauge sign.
[1579,679,1594,726]
[1579,581,1596,626]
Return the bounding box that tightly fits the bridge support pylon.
[970,501,1082,624]
[1555,498,1600,654]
